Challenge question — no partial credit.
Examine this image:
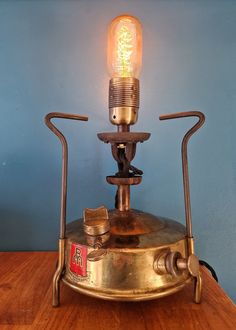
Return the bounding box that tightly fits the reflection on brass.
[117,185,130,211]
[109,107,138,126]
[109,77,139,125]
[62,276,192,301]
[194,272,202,303]
[153,250,170,275]
[177,254,200,277]
[187,237,195,255]
[63,211,190,301]
[165,251,182,277]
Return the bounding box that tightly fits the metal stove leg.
[45,112,88,307]
[160,111,205,303]
[194,272,203,303]
[52,239,65,307]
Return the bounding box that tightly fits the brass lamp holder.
[109,77,139,127]
[45,109,205,307]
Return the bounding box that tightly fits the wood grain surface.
[0,252,235,330]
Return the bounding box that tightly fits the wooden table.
[0,252,235,329]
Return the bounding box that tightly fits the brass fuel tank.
[63,209,191,301]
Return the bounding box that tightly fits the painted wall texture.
[0,1,235,302]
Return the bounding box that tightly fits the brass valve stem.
[117,184,130,211]
[118,125,130,133]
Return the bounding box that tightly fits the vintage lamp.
[45,15,205,306]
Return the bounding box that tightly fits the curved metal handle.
[45,112,88,239]
[159,111,205,239]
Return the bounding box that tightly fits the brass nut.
[154,251,200,278]
[153,250,170,275]
[165,251,182,277]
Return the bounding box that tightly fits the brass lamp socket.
[109,77,139,126]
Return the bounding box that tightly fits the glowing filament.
[107,15,142,78]
[117,26,133,77]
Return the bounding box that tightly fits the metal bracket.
[45,112,88,307]
[45,112,88,239]
[159,111,205,240]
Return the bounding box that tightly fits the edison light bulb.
[108,15,142,127]
[108,15,142,78]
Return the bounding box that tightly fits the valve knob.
[176,253,199,277]
[166,251,200,277]
[154,251,200,278]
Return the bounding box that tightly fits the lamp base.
[53,209,202,304]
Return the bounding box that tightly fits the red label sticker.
[70,243,87,277]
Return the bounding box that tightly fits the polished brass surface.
[109,107,138,126]
[177,254,200,277]
[84,218,110,236]
[52,238,65,307]
[109,77,139,125]
[153,249,170,275]
[62,276,192,301]
[187,237,195,255]
[66,210,187,247]
[63,209,191,301]
[83,206,110,236]
[117,185,130,211]
[194,272,203,303]
[165,251,182,277]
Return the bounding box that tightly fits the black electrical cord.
[199,260,218,282]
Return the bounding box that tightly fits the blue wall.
[0,1,235,302]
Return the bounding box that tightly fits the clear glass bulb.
[107,15,142,78]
